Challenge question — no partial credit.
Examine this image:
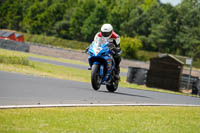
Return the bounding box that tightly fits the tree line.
[0,0,200,59]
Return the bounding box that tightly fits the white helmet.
[101,24,113,37]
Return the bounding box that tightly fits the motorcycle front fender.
[93,62,100,65]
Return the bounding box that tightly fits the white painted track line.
[0,103,200,109]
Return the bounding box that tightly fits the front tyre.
[91,64,101,90]
[106,80,118,92]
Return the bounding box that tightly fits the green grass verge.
[0,48,195,95]
[0,107,200,133]
[24,33,90,50]
[0,48,88,66]
[0,55,30,66]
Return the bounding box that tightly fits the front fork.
[92,62,104,82]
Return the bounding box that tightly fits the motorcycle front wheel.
[91,64,101,90]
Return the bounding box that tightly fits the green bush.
[193,58,200,68]
[121,36,142,59]
[137,50,159,61]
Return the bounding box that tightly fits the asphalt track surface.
[0,71,200,106]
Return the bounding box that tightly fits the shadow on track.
[98,91,153,99]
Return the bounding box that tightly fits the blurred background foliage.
[121,36,142,59]
[0,0,200,61]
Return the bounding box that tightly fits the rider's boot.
[113,55,121,80]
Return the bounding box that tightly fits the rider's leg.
[114,55,121,80]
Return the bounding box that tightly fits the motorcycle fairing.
[88,42,115,83]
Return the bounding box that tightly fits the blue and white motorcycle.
[88,38,119,92]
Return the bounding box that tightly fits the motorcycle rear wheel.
[106,80,118,92]
[91,64,101,90]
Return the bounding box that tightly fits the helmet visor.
[101,31,112,37]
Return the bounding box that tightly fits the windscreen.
[94,37,107,46]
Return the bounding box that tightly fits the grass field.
[0,106,200,133]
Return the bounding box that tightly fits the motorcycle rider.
[88,24,121,80]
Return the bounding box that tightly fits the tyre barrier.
[126,67,148,85]
[192,79,200,96]
[180,74,200,95]
[0,39,30,52]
